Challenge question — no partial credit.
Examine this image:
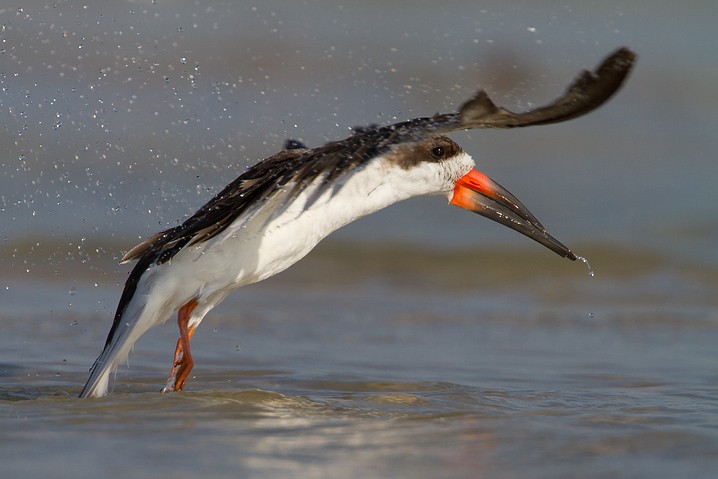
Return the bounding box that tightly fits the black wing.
[123,46,636,267]
[120,130,409,266]
[451,47,637,129]
[102,47,635,349]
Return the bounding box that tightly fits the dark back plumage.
[102,47,635,348]
[122,120,444,267]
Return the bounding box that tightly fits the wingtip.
[78,367,110,398]
[614,46,638,63]
[451,46,637,131]
[598,46,638,79]
[120,246,141,264]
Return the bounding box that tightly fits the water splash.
[575,255,594,277]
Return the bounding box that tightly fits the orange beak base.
[450,169,576,260]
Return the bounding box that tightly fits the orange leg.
[162,298,199,393]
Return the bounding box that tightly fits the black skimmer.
[79,47,635,398]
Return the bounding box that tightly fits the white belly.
[137,151,473,318]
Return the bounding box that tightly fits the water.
[2,244,717,478]
[2,1,718,478]
[576,255,595,277]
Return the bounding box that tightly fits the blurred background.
[2,0,716,273]
[1,2,717,478]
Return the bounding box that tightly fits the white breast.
[142,150,474,309]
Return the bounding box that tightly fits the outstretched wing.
[103,47,635,350]
[123,46,636,267]
[384,46,637,137]
[452,47,636,129]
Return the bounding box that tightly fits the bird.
[79,47,635,398]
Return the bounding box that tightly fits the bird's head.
[391,135,575,260]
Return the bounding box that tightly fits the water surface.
[2,1,717,478]
[2,243,717,478]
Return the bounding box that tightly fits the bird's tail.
[79,258,170,398]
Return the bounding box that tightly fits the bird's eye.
[430,146,445,159]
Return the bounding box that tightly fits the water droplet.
[575,255,594,277]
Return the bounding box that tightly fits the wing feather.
[123,47,636,267]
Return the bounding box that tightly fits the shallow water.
[2,243,717,478]
[2,1,718,478]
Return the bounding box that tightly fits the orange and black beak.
[450,169,576,260]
